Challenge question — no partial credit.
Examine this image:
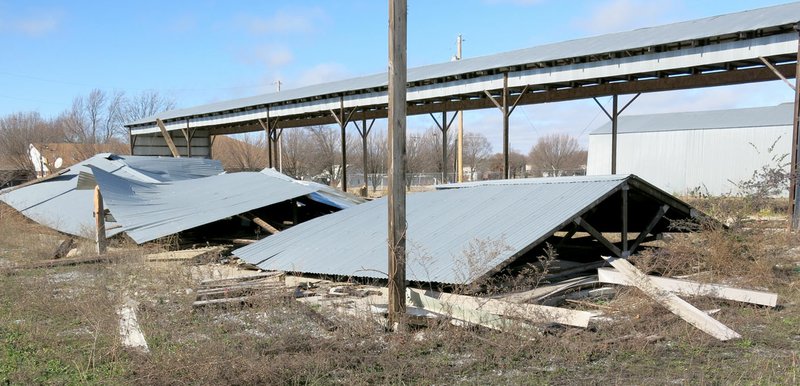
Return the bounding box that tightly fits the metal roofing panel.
[233,175,629,284]
[0,154,224,238]
[590,103,794,135]
[128,2,800,127]
[90,166,321,244]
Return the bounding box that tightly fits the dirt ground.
[1,201,799,385]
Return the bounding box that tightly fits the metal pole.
[362,118,369,196]
[502,73,510,179]
[275,81,283,172]
[441,111,448,183]
[611,94,619,174]
[456,34,464,183]
[341,119,348,192]
[792,23,800,230]
[388,0,407,331]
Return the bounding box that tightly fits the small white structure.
[587,103,793,196]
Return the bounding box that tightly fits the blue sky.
[0,0,794,152]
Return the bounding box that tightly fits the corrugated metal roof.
[435,175,626,189]
[234,175,638,284]
[89,167,362,244]
[128,2,800,127]
[0,154,224,238]
[591,103,795,135]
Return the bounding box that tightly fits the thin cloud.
[483,0,544,5]
[573,0,681,35]
[237,6,328,35]
[0,9,63,37]
[296,63,350,87]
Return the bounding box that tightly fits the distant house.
[587,103,793,196]
[31,142,128,171]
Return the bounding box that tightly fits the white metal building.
[587,103,793,196]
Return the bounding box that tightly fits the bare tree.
[212,134,266,172]
[463,132,492,180]
[123,90,177,123]
[59,89,126,144]
[0,112,64,181]
[367,129,388,191]
[281,128,315,179]
[528,133,586,176]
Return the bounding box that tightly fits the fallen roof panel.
[0,154,224,238]
[234,175,698,285]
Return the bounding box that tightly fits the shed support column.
[258,118,272,168]
[387,0,407,331]
[791,23,800,230]
[355,118,375,196]
[621,184,629,257]
[593,93,640,175]
[430,111,457,183]
[484,75,529,180]
[331,98,356,192]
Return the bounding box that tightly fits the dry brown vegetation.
[1,199,799,385]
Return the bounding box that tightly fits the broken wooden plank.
[600,256,741,341]
[407,288,519,332]
[144,246,223,262]
[499,275,599,304]
[422,289,592,328]
[199,271,284,286]
[15,255,113,270]
[52,238,75,259]
[117,297,149,353]
[237,214,280,234]
[597,267,778,307]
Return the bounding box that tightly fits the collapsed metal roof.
[591,102,794,135]
[233,175,698,285]
[90,166,365,244]
[0,154,224,238]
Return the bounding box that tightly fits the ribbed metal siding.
[234,176,627,284]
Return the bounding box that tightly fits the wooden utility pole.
[387,0,407,330]
[456,34,464,182]
[94,186,107,255]
[791,23,800,230]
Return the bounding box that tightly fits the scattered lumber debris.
[192,270,287,308]
[407,288,524,333]
[13,255,114,271]
[52,238,75,259]
[597,267,778,307]
[117,297,149,353]
[600,255,741,341]
[420,289,592,328]
[144,246,224,263]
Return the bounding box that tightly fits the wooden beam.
[387,0,408,331]
[759,56,796,91]
[574,217,622,257]
[421,289,592,328]
[407,289,518,332]
[237,214,280,234]
[629,204,669,254]
[155,118,181,158]
[94,186,107,255]
[600,256,741,341]
[597,268,778,307]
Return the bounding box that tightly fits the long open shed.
[234,175,701,285]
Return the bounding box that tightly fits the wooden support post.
[611,95,618,174]
[387,0,407,331]
[258,118,272,168]
[156,118,181,158]
[621,183,629,257]
[600,256,741,341]
[356,118,375,196]
[94,186,107,255]
[791,23,800,230]
[237,214,280,234]
[331,98,356,192]
[430,111,457,183]
[502,73,509,179]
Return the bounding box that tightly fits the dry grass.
[1,199,799,385]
